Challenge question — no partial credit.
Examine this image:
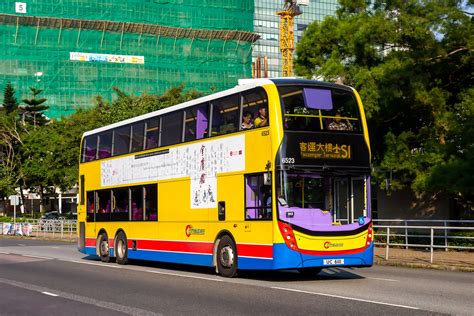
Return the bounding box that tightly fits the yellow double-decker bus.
[78,78,373,277]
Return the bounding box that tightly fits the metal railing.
[0,219,77,239]
[373,220,474,263]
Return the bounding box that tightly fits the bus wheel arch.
[114,230,129,265]
[213,231,238,278]
[96,229,110,263]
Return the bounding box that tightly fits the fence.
[373,219,474,263]
[0,219,77,239]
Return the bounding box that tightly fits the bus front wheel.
[97,233,110,263]
[216,235,238,278]
[115,231,129,265]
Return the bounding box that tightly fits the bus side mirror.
[264,173,271,186]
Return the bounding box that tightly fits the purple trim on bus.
[196,105,208,139]
[279,206,370,232]
[303,88,333,110]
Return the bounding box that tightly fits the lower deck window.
[86,184,158,222]
[245,173,272,220]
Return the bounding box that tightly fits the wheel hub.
[117,240,125,257]
[219,246,234,268]
[101,240,109,256]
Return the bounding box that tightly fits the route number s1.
[281,157,295,164]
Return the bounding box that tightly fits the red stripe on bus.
[237,244,273,259]
[85,237,273,259]
[85,238,95,247]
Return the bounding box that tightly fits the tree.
[97,85,204,125]
[2,82,19,114]
[295,1,473,207]
[0,111,23,198]
[22,87,49,127]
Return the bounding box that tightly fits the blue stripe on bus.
[81,244,373,270]
[272,243,374,269]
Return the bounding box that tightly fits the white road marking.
[21,254,53,260]
[64,258,221,282]
[366,277,398,282]
[0,277,159,315]
[145,270,223,282]
[67,260,123,269]
[42,291,59,297]
[271,287,419,310]
[0,252,11,255]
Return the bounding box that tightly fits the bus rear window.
[279,85,362,133]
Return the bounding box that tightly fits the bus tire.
[298,267,322,277]
[216,235,238,278]
[115,231,129,265]
[97,232,110,263]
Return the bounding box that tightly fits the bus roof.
[82,78,354,137]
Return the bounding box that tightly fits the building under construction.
[0,1,258,118]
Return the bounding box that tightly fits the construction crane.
[277,0,305,77]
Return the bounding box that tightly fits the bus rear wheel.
[216,235,238,278]
[97,232,110,263]
[115,231,129,265]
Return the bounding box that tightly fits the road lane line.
[0,251,11,254]
[21,254,54,260]
[271,287,419,310]
[64,258,221,282]
[145,270,223,282]
[67,260,123,269]
[0,277,160,316]
[42,291,59,297]
[367,277,398,282]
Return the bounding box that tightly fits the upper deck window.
[82,135,98,162]
[80,87,269,163]
[211,94,240,136]
[241,88,268,130]
[144,118,159,150]
[113,125,131,156]
[97,131,113,159]
[279,85,362,133]
[161,111,183,147]
[185,103,209,142]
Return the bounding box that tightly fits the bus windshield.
[278,85,362,133]
[276,170,369,228]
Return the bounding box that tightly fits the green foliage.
[97,85,204,125]
[22,87,49,127]
[0,216,12,222]
[0,110,22,197]
[295,0,473,206]
[2,82,19,114]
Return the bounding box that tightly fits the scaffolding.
[0,0,257,118]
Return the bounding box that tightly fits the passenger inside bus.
[241,111,254,129]
[254,106,268,127]
[328,112,353,131]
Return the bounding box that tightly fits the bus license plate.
[323,259,344,265]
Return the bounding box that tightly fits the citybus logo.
[185,225,205,237]
[324,241,344,249]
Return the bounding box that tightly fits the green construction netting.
[0,0,254,31]
[0,0,254,118]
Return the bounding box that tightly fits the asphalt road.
[0,238,472,315]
